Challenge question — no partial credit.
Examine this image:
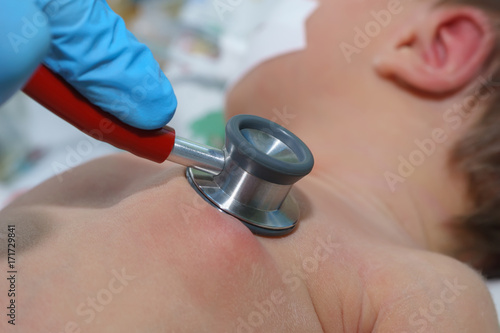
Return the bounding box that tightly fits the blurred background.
[0,0,277,208]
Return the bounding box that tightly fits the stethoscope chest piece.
[186,115,314,237]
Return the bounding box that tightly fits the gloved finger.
[35,0,177,130]
[0,0,51,105]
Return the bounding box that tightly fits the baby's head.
[441,0,500,277]
[370,0,500,277]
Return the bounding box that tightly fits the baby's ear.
[374,5,496,94]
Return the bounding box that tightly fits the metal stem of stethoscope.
[168,137,225,175]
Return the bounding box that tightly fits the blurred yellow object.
[107,0,138,24]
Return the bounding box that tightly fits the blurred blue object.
[0,1,51,107]
[0,0,177,130]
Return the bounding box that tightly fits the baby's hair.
[440,0,500,278]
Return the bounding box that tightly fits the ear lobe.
[374,7,495,94]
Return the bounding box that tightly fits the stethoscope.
[23,65,314,236]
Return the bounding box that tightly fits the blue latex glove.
[0,0,177,130]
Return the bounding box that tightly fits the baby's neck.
[302,171,439,252]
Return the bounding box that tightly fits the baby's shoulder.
[365,247,498,332]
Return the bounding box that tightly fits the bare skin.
[0,0,499,332]
[0,154,496,332]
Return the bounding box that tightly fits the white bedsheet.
[488,281,500,320]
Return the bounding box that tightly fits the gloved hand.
[0,0,177,130]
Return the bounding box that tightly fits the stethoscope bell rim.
[186,114,314,237]
[186,167,300,236]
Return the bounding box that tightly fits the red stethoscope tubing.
[22,65,176,163]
